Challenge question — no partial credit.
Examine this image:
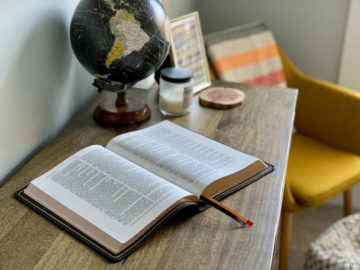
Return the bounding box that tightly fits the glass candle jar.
[159,67,193,116]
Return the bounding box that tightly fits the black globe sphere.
[70,0,170,84]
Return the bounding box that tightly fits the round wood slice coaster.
[199,87,245,109]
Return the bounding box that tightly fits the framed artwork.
[169,12,211,93]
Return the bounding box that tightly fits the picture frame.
[169,12,211,93]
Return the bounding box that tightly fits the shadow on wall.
[0,7,95,185]
[2,11,72,125]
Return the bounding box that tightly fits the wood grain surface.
[0,81,297,270]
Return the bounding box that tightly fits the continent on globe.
[106,8,150,67]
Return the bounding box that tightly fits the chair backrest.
[204,22,286,87]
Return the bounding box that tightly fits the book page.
[106,121,260,197]
[27,145,192,244]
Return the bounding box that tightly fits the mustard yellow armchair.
[204,22,360,269]
[278,49,360,270]
[207,48,360,270]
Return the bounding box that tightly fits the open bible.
[15,121,274,261]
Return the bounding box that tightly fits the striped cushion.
[205,22,286,87]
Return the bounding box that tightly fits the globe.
[70,0,170,85]
[69,0,170,125]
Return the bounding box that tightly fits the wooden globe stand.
[92,79,151,125]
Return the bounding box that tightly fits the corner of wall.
[0,0,96,186]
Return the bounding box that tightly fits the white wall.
[162,0,196,19]
[339,0,360,92]
[195,0,350,83]
[0,0,96,186]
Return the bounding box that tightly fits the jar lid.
[160,67,193,83]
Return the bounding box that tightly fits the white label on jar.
[183,86,193,109]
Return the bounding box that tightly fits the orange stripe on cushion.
[243,69,285,86]
[213,43,279,74]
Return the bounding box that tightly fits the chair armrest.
[281,50,360,155]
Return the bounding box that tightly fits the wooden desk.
[0,81,297,270]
